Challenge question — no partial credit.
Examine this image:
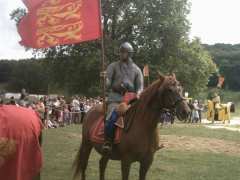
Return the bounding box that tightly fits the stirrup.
[102,141,112,153]
[156,144,164,151]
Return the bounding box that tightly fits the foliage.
[10,8,26,24]
[0,60,48,94]
[160,39,216,95]
[205,44,240,90]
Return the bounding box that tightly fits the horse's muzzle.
[176,102,191,121]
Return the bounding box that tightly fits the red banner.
[18,0,101,48]
[217,76,225,88]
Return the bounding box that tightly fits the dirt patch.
[160,135,240,156]
[67,133,82,139]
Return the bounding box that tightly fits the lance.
[98,0,107,118]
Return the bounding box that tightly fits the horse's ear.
[157,71,165,81]
[171,73,176,79]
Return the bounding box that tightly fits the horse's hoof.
[156,144,164,151]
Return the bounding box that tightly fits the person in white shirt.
[72,97,80,123]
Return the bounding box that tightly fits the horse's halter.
[154,83,185,120]
[163,84,184,107]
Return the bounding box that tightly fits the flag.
[18,0,101,48]
[217,75,225,88]
[143,64,149,77]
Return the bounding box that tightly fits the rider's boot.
[102,120,114,154]
[102,110,118,154]
[102,136,113,154]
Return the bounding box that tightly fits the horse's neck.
[131,103,159,136]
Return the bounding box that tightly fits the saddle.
[90,116,123,144]
[90,93,137,144]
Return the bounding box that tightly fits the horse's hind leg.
[73,141,92,180]
[99,156,109,180]
[121,160,131,180]
[139,155,153,180]
[81,143,92,180]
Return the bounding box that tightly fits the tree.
[7,60,49,94]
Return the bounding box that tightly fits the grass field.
[41,124,240,180]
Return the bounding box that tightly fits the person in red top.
[0,105,43,180]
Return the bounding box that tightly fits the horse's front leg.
[121,160,131,180]
[99,156,109,180]
[139,155,153,180]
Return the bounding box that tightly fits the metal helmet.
[120,42,134,53]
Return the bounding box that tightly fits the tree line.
[204,44,240,90]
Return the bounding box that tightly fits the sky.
[0,0,32,60]
[189,0,240,44]
[0,0,239,60]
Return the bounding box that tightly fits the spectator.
[63,104,71,125]
[36,98,45,123]
[20,88,28,100]
[71,96,80,123]
[84,101,91,113]
[198,100,204,123]
[9,96,16,105]
[80,103,85,123]
[192,100,200,123]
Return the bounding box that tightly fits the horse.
[0,105,43,180]
[73,73,190,180]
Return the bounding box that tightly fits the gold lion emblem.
[0,138,16,166]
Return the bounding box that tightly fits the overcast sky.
[0,0,239,60]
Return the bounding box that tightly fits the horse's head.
[155,72,190,121]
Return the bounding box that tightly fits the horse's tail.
[72,108,97,179]
[72,143,84,179]
[72,140,92,180]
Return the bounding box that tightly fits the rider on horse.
[102,42,144,152]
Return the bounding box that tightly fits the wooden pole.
[143,64,150,88]
[147,75,150,87]
[98,0,107,117]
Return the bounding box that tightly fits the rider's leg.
[102,102,119,153]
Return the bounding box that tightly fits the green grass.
[41,125,240,180]
[160,124,240,142]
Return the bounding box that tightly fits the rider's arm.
[135,67,144,96]
[106,63,115,90]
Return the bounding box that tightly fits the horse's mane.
[139,79,163,106]
[124,78,164,130]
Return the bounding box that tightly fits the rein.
[151,95,185,123]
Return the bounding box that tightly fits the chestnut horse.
[73,74,190,180]
[0,105,43,180]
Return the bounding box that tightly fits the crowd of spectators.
[0,91,102,129]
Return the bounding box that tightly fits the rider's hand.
[100,71,107,77]
[136,92,141,99]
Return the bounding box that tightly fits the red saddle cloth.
[90,93,136,144]
[90,116,123,144]
[122,92,137,104]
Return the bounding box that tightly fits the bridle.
[153,89,186,122]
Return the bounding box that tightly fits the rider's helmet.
[120,42,134,57]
